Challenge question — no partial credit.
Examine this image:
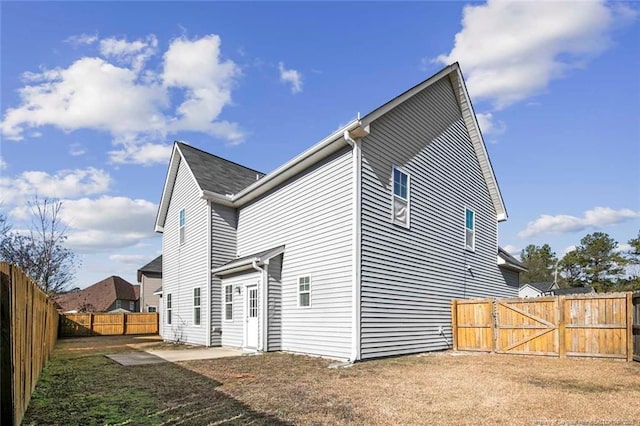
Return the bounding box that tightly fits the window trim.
[179,208,186,245]
[193,287,201,326]
[224,284,233,321]
[147,306,157,313]
[465,207,476,252]
[391,166,411,229]
[166,293,172,325]
[297,275,311,308]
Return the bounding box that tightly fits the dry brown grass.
[26,336,640,425]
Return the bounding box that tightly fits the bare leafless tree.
[0,197,78,294]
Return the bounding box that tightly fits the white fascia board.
[449,66,508,222]
[154,144,181,232]
[232,120,362,206]
[212,246,286,276]
[200,190,235,207]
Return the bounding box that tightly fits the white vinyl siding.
[237,149,353,359]
[359,76,517,359]
[140,275,161,315]
[161,158,209,345]
[465,208,475,252]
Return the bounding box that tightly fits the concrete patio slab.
[106,346,245,366]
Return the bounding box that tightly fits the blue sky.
[1,1,639,289]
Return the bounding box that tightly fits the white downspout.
[250,260,268,352]
[344,130,362,362]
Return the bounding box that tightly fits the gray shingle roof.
[525,282,556,292]
[551,286,595,295]
[177,142,265,195]
[137,255,162,282]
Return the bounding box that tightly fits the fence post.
[89,314,94,336]
[450,300,457,351]
[0,265,14,426]
[628,292,633,362]
[558,296,566,359]
[122,313,126,335]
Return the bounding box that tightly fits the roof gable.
[137,255,162,282]
[155,142,264,231]
[155,63,508,225]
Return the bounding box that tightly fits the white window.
[298,276,311,308]
[465,208,475,252]
[147,306,157,313]
[193,288,201,325]
[224,285,233,321]
[166,294,172,325]
[115,300,122,309]
[392,167,410,228]
[129,301,135,311]
[179,209,186,245]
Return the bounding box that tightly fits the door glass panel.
[249,288,258,318]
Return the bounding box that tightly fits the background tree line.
[519,230,640,292]
[0,197,77,295]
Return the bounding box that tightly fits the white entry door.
[245,285,259,348]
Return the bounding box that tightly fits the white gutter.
[200,190,235,207]
[344,127,368,362]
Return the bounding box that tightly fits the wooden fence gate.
[452,292,635,361]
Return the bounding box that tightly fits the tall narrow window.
[224,285,233,320]
[193,288,201,325]
[179,209,186,245]
[392,167,410,227]
[298,276,311,308]
[166,294,172,325]
[465,208,475,252]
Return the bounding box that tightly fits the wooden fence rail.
[59,312,158,337]
[452,292,635,361]
[0,262,59,426]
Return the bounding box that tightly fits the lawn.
[24,336,640,425]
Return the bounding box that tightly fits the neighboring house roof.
[524,282,556,292]
[552,286,595,296]
[213,245,286,276]
[497,247,527,272]
[54,275,139,313]
[153,286,163,295]
[137,255,163,282]
[155,62,508,232]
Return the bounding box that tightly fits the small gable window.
[179,209,186,245]
[392,167,410,228]
[465,208,475,252]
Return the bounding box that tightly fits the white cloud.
[278,62,303,94]
[1,33,243,164]
[502,244,520,258]
[109,254,148,265]
[0,157,7,170]
[99,35,157,73]
[436,0,636,109]
[108,141,172,165]
[616,243,633,253]
[518,207,640,238]
[0,167,111,204]
[60,196,158,252]
[64,33,98,46]
[563,245,577,255]
[476,112,506,136]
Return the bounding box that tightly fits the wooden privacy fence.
[633,292,640,362]
[451,293,635,361]
[59,312,158,337]
[1,262,59,426]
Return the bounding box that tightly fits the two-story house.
[154,63,524,360]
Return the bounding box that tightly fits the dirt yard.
[24,336,640,425]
